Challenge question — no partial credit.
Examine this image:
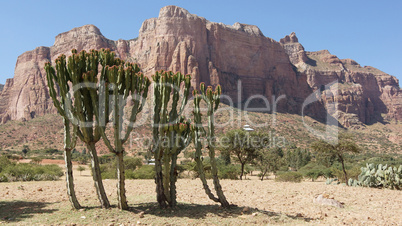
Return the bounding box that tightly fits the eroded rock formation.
[0,5,400,127]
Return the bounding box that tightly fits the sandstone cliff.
[281,32,401,126]
[0,6,400,127]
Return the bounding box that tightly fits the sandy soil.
[0,165,401,225]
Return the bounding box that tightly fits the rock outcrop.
[0,84,3,92]
[0,6,400,127]
[281,33,401,126]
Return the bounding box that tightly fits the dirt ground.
[0,165,401,225]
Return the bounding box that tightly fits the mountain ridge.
[0,5,400,127]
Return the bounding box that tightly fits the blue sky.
[0,0,401,86]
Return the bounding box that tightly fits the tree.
[311,134,361,184]
[45,49,120,209]
[77,166,85,176]
[220,129,266,180]
[22,145,30,156]
[284,147,311,171]
[254,148,284,181]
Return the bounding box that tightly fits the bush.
[330,163,361,183]
[128,165,155,179]
[0,163,63,182]
[299,163,333,181]
[218,164,241,180]
[275,171,303,183]
[124,157,143,171]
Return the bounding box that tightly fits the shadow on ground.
[0,200,57,222]
[127,202,314,222]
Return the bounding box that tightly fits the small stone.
[296,213,303,217]
[139,212,145,218]
[81,216,86,219]
[37,188,43,192]
[79,209,85,212]
[252,212,258,216]
[242,207,250,213]
[108,224,114,226]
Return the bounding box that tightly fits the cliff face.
[0,6,400,127]
[281,32,401,126]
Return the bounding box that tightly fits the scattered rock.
[296,213,303,217]
[313,194,344,208]
[139,212,145,218]
[251,212,258,217]
[37,188,43,192]
[242,207,250,213]
[80,216,86,219]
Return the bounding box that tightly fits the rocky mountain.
[0,5,400,127]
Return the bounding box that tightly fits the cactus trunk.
[116,152,128,210]
[169,154,178,207]
[64,149,81,209]
[207,110,230,208]
[63,116,81,209]
[88,142,110,208]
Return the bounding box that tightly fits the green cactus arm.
[45,63,66,117]
[177,74,191,116]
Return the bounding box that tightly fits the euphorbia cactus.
[90,49,150,210]
[45,59,81,209]
[151,71,192,208]
[45,49,129,209]
[193,83,229,208]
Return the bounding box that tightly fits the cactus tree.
[45,61,81,209]
[193,83,229,208]
[45,49,119,208]
[151,71,192,208]
[91,50,150,210]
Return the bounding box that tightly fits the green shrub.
[330,163,361,183]
[124,157,143,171]
[299,163,333,181]
[218,164,241,180]
[128,165,155,179]
[275,171,303,183]
[0,163,63,182]
[0,156,12,172]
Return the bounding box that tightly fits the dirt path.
[0,166,401,225]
